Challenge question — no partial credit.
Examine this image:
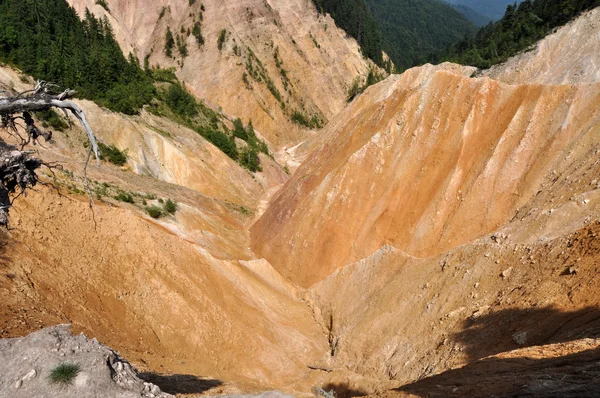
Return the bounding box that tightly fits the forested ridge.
[365,0,476,71]
[431,0,600,69]
[0,0,154,115]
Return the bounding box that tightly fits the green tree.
[165,27,175,57]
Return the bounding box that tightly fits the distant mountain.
[365,0,476,71]
[445,0,524,21]
[450,3,493,26]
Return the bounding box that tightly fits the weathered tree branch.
[0,81,100,226]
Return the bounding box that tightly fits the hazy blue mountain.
[445,0,524,21]
[450,3,493,26]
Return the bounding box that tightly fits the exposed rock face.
[0,325,172,398]
[251,63,600,287]
[66,0,374,148]
[482,7,600,85]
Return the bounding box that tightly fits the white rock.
[21,369,36,381]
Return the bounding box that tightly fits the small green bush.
[240,147,262,172]
[95,0,109,11]
[49,363,80,385]
[217,29,227,50]
[114,192,134,203]
[164,199,178,214]
[197,127,239,160]
[164,84,198,118]
[98,143,127,166]
[165,27,175,58]
[192,22,204,46]
[35,109,69,131]
[232,118,249,141]
[151,67,178,83]
[145,206,164,219]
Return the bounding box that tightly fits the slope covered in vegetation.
[432,0,600,68]
[364,0,475,71]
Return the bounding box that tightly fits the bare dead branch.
[0,81,100,226]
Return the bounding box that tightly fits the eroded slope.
[251,64,600,287]
[67,0,375,148]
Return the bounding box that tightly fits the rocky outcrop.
[0,325,172,398]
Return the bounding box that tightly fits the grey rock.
[0,325,173,398]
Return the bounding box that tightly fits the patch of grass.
[49,363,80,385]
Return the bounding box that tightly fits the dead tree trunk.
[0,81,99,226]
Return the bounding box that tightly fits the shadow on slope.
[396,346,600,397]
[138,372,222,394]
[453,306,600,362]
[321,382,368,398]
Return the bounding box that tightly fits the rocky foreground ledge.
[0,325,296,398]
[0,325,173,398]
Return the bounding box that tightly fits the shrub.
[192,22,204,46]
[145,206,163,219]
[103,80,156,115]
[35,109,69,131]
[95,0,109,12]
[217,29,227,50]
[98,143,127,166]
[198,127,239,160]
[114,192,134,203]
[164,84,198,118]
[232,118,249,141]
[164,199,178,214]
[49,363,80,385]
[151,67,178,83]
[240,147,262,172]
[165,27,175,57]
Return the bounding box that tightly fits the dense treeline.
[312,0,384,66]
[365,0,475,71]
[431,0,600,68]
[0,0,154,114]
